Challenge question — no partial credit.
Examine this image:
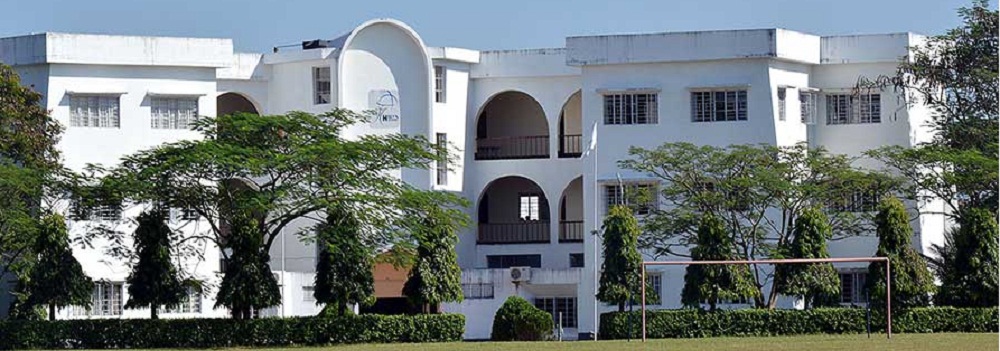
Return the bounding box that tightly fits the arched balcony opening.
[558,91,582,158]
[217,92,259,117]
[475,91,550,160]
[477,176,550,244]
[558,177,584,242]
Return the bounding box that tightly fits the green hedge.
[491,296,554,341]
[0,314,465,349]
[600,307,998,339]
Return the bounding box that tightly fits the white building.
[0,19,944,340]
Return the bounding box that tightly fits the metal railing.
[475,135,550,160]
[477,221,550,244]
[559,220,584,242]
[559,134,582,158]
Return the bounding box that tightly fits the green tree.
[867,197,934,312]
[102,110,467,318]
[931,208,998,307]
[124,210,185,319]
[25,214,93,320]
[314,204,374,316]
[621,142,889,308]
[403,207,464,313]
[775,207,840,308]
[597,205,644,312]
[681,214,756,311]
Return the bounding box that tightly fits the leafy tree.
[867,197,934,312]
[930,207,998,307]
[597,205,644,312]
[102,110,467,318]
[314,204,374,316]
[25,214,93,320]
[124,211,185,319]
[775,207,840,308]
[490,296,554,341]
[863,1,998,216]
[681,214,756,311]
[403,207,464,313]
[621,142,890,308]
[0,62,65,298]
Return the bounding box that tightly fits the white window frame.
[826,93,881,125]
[839,269,869,305]
[601,91,659,125]
[150,96,199,129]
[777,87,787,121]
[73,282,124,316]
[312,67,331,105]
[167,286,202,314]
[436,133,448,186]
[434,66,446,103]
[604,182,657,215]
[69,94,121,128]
[519,193,541,221]
[691,88,749,122]
[800,91,817,124]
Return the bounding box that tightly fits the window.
[535,297,577,328]
[569,253,584,268]
[826,94,881,125]
[647,274,662,300]
[73,282,123,316]
[179,208,199,220]
[70,198,122,221]
[167,286,202,314]
[840,271,869,304]
[462,283,494,299]
[702,296,753,305]
[312,67,331,104]
[436,133,447,186]
[605,183,656,215]
[487,254,541,268]
[829,188,880,212]
[691,90,748,122]
[303,286,315,302]
[434,66,446,103]
[777,88,787,121]
[800,92,816,124]
[519,194,542,221]
[603,93,658,125]
[151,97,198,129]
[69,95,120,128]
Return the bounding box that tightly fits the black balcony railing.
[478,221,550,244]
[475,135,550,160]
[559,134,582,158]
[559,220,584,242]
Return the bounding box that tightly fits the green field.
[286,333,995,351]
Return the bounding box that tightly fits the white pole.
[592,122,600,341]
[281,226,286,318]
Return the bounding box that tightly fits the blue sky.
[3,0,996,52]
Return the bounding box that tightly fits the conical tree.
[776,207,840,308]
[681,213,755,311]
[597,205,643,312]
[25,213,93,320]
[215,210,281,319]
[934,208,999,307]
[403,207,464,313]
[314,203,374,315]
[124,210,185,319]
[867,197,934,312]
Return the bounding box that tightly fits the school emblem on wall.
[368,89,400,129]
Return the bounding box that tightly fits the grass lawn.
[295,333,996,351]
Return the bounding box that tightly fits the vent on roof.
[302,39,332,50]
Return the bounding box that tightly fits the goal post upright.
[639,256,891,342]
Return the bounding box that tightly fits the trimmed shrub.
[599,307,998,340]
[491,296,554,341]
[0,313,464,349]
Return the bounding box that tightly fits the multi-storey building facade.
[0,18,944,340]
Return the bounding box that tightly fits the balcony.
[558,134,582,158]
[475,135,550,160]
[558,220,584,242]
[477,222,550,244]
[558,91,582,158]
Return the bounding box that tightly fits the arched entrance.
[217,93,259,117]
[477,176,550,244]
[475,91,549,160]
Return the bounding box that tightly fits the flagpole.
[590,122,599,341]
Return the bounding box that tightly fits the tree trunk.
[710,286,718,312]
[766,283,779,309]
[618,302,625,312]
[48,303,55,321]
[430,302,440,314]
[338,301,347,316]
[150,305,158,320]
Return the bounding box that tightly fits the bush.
[599,307,998,339]
[0,313,464,349]
[491,296,554,341]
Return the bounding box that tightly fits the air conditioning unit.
[510,266,532,283]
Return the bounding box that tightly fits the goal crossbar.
[640,257,891,341]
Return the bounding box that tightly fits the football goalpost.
[639,257,892,341]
